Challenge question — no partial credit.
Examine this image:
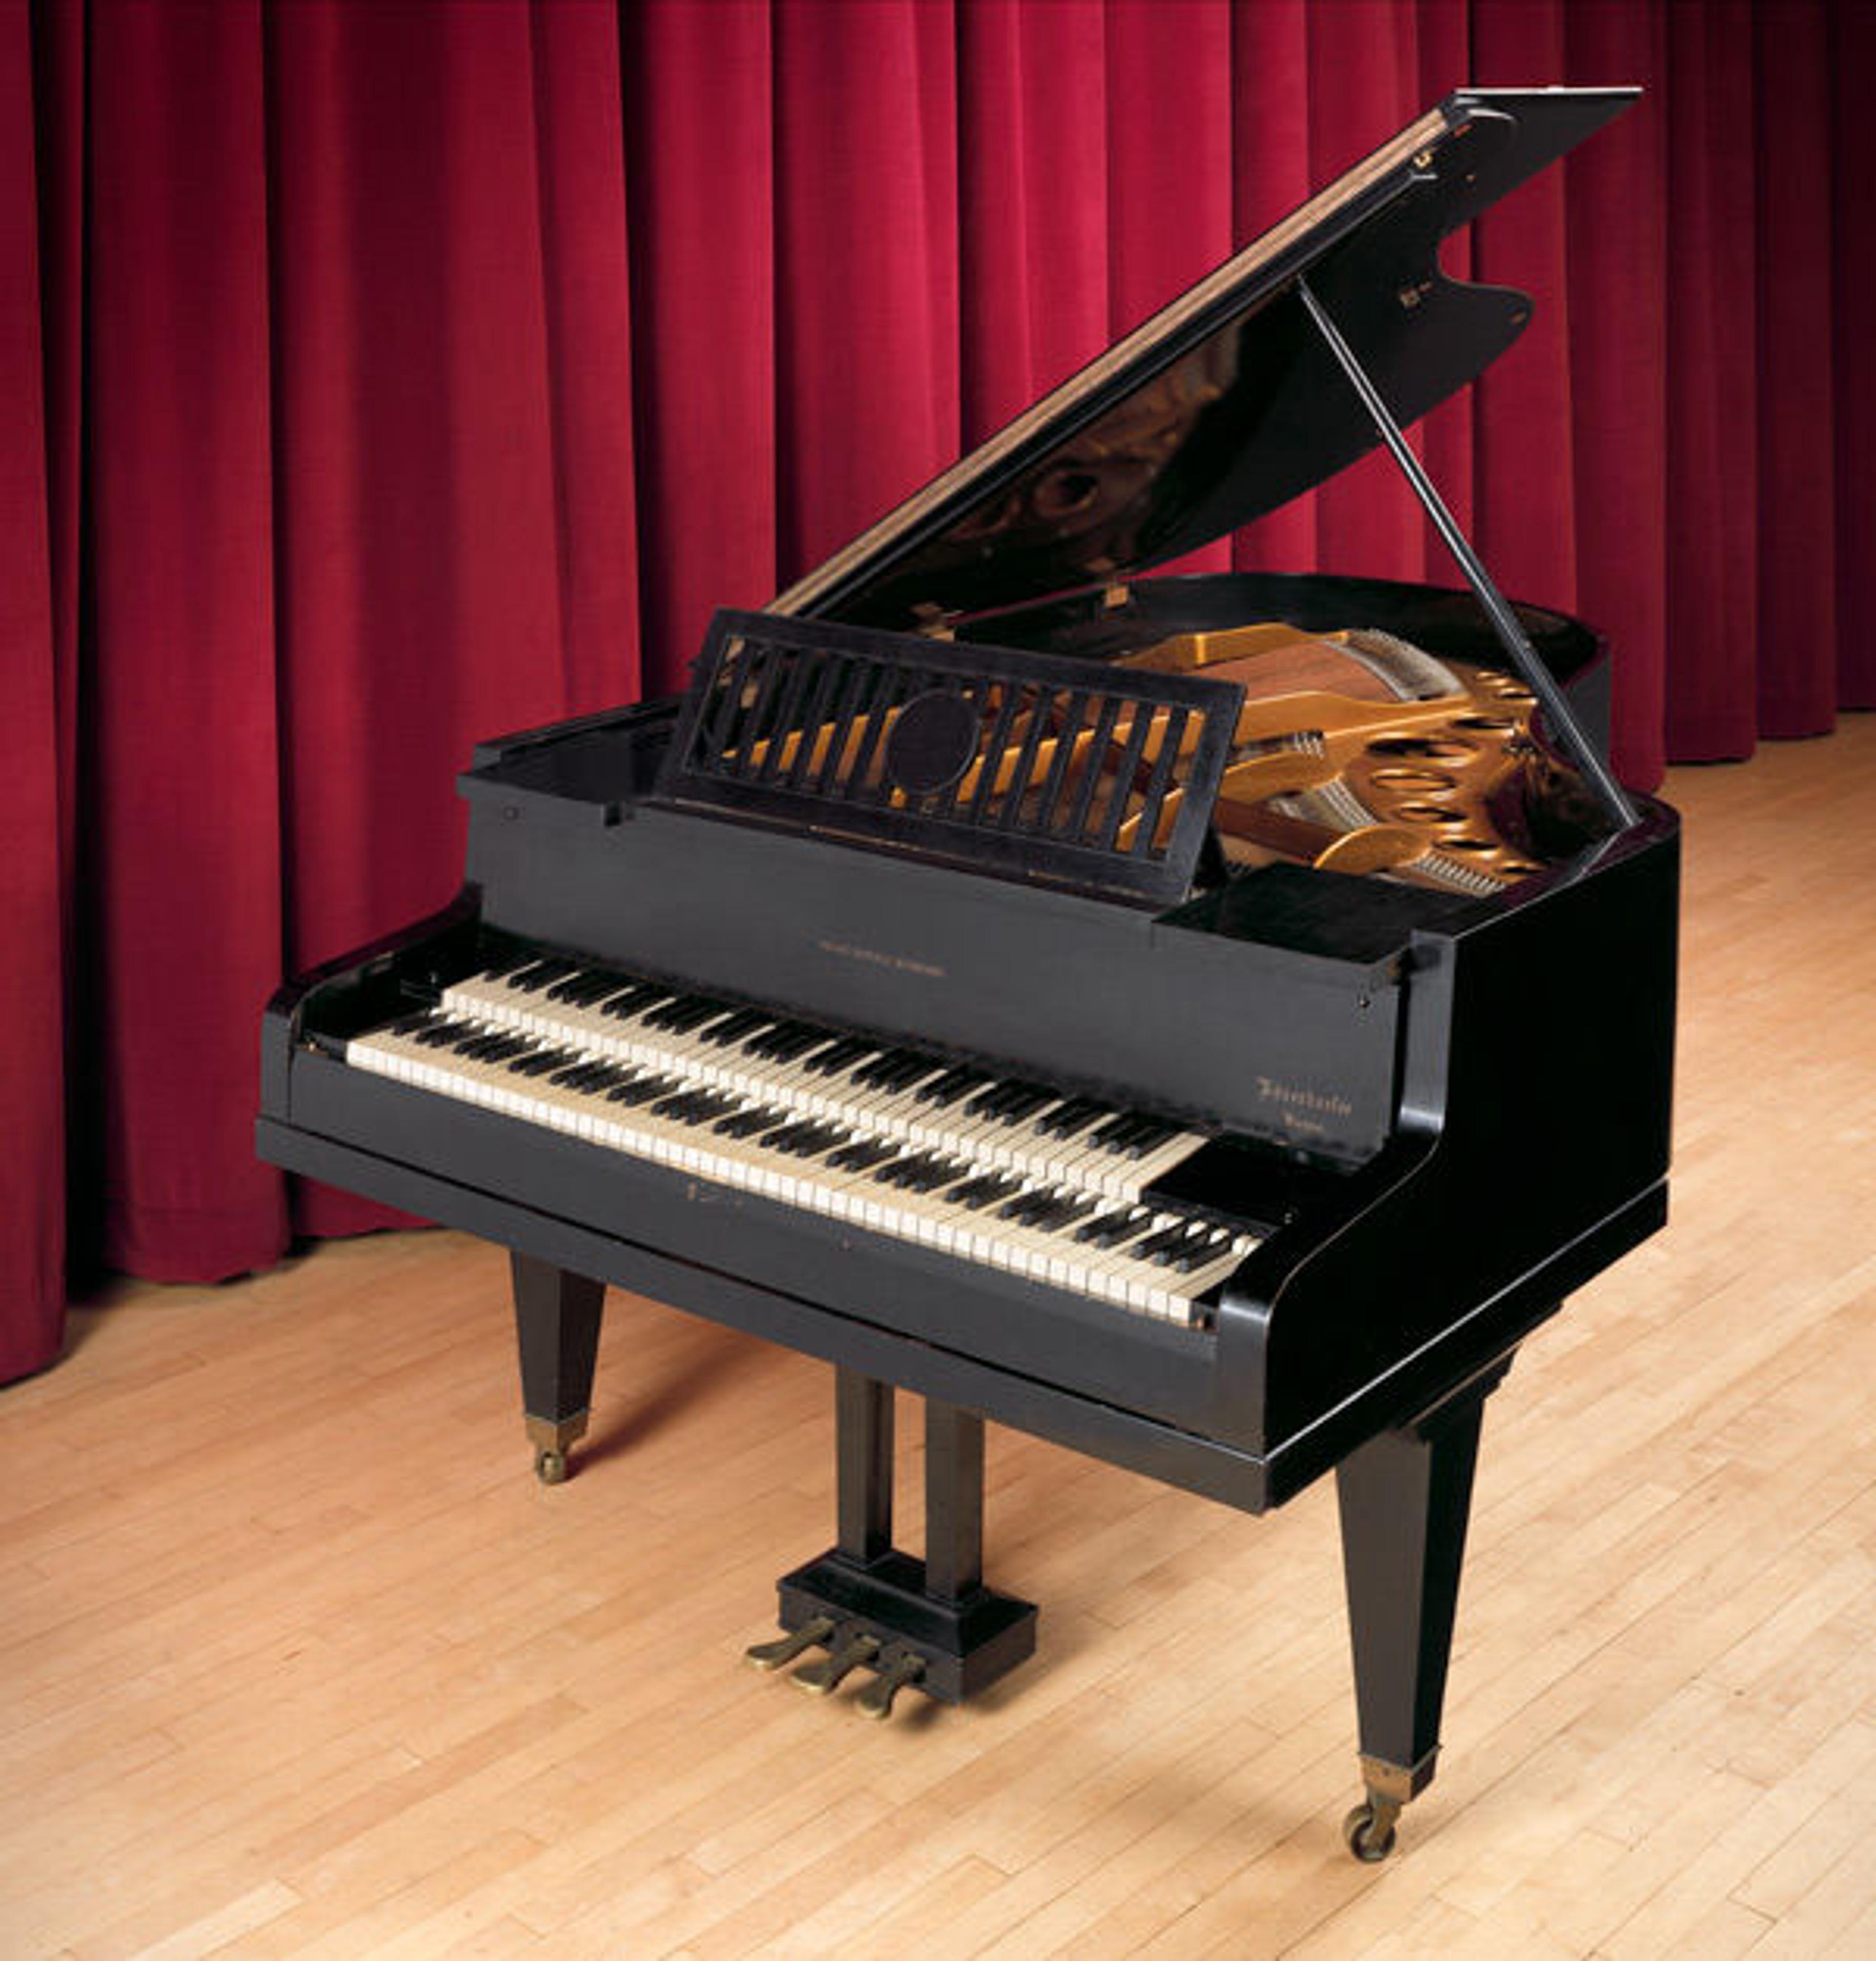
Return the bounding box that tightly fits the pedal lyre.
[744,1615,835,1672]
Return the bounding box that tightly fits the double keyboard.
[341,953,1259,1326]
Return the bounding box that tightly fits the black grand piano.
[257,87,1677,1860]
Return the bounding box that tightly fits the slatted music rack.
[652,611,1243,906]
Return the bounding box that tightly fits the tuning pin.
[744,1615,835,1672]
[853,1648,926,1721]
[790,1628,879,1696]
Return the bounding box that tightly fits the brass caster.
[525,1414,587,1487]
[1342,1797,1401,1863]
[854,1648,925,1721]
[745,1616,835,1672]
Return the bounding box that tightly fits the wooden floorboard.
[3,715,1873,1958]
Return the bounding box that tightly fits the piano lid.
[770,87,1638,635]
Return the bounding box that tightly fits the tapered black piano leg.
[509,1251,606,1484]
[1334,1355,1514,1860]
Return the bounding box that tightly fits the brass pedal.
[853,1647,925,1721]
[790,1628,879,1696]
[744,1615,835,1672]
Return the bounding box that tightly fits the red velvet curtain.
[5,0,1870,1381]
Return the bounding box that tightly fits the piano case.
[258,86,1678,1860]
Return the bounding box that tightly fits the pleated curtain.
[4,0,1870,1380]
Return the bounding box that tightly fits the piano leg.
[836,1369,895,1561]
[510,1251,606,1484]
[924,1399,984,1603]
[1334,1354,1514,1860]
[757,1368,1038,1711]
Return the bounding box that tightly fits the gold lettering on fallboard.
[816,939,947,981]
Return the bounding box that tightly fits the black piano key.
[1073,1207,1150,1248]
[1128,1224,1182,1265]
[1038,1099,1110,1139]
[714,1104,789,1138]
[804,1037,874,1077]
[878,1054,942,1092]
[700,1007,768,1046]
[640,994,718,1033]
[606,1073,680,1106]
[905,1155,970,1192]
[600,983,670,1020]
[453,1032,512,1059]
[962,1081,1017,1118]
[508,1046,579,1077]
[635,996,691,1030]
[549,1060,610,1089]
[994,1187,1048,1222]
[543,969,621,1006]
[917,1067,988,1106]
[825,1138,900,1173]
[549,1067,615,1098]
[835,1051,900,1092]
[847,1048,916,1090]
[946,1173,1023,1210]
[414,1019,471,1046]
[506,958,577,991]
[649,1087,709,1120]
[571,1064,633,1094]
[742,1020,825,1061]
[676,998,736,1033]
[1085,1113,1171,1157]
[1173,1230,1233,1273]
[877,1151,946,1188]
[1134,1223,1202,1267]
[989,1084,1054,1124]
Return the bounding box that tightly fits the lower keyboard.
[343,1010,1258,1327]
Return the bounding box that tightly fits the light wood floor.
[4,717,1875,1960]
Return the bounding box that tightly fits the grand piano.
[257,87,1677,1860]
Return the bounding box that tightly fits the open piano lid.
[770,87,1638,634]
[651,88,1639,912]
